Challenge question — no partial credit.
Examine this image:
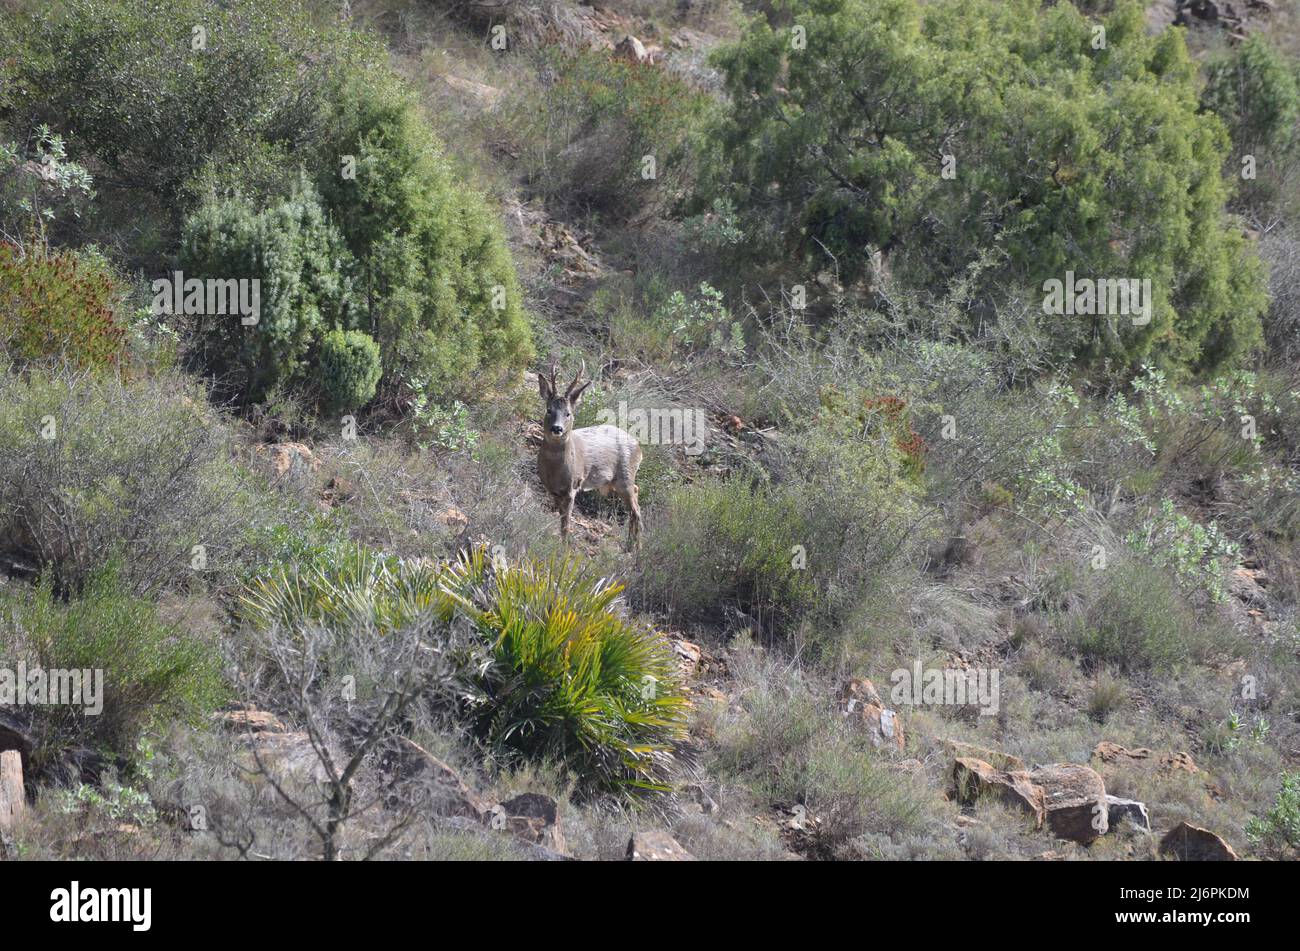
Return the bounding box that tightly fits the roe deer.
[537,360,642,546]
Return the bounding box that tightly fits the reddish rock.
[258,442,320,479]
[671,639,703,678]
[1160,822,1239,861]
[839,678,884,708]
[1028,763,1109,843]
[951,758,1046,828]
[612,35,651,65]
[1092,742,1198,776]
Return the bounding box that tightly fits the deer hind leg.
[620,483,642,549]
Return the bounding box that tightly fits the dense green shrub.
[3,0,361,211]
[312,71,532,400]
[318,329,382,413]
[0,564,226,779]
[1201,35,1300,223]
[242,545,689,797]
[178,178,355,403]
[1202,35,1300,158]
[0,242,125,370]
[0,366,254,596]
[9,0,532,404]
[696,0,1267,372]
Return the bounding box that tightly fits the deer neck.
[539,432,584,490]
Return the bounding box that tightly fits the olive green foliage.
[1202,35,1300,158]
[1246,771,1300,857]
[5,0,531,405]
[242,545,689,796]
[318,329,382,414]
[1066,561,1236,673]
[697,0,1266,371]
[0,564,226,777]
[1201,34,1300,219]
[178,179,355,402]
[312,70,532,399]
[4,0,358,210]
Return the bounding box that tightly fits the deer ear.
[538,372,552,401]
[569,379,592,407]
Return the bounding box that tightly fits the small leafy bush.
[0,366,254,596]
[0,242,125,370]
[318,329,381,414]
[504,46,710,216]
[1126,499,1239,603]
[1246,771,1300,858]
[0,565,227,779]
[639,418,927,647]
[654,282,745,360]
[1067,561,1235,673]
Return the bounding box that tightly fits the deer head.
[539,359,591,444]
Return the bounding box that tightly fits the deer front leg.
[560,490,577,543]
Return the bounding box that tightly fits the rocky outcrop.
[1028,764,1109,843]
[497,792,567,855]
[942,739,1025,772]
[256,442,320,480]
[840,679,905,752]
[952,756,1131,844]
[1160,821,1239,861]
[1092,741,1199,776]
[613,35,652,65]
[951,758,1046,828]
[1106,796,1152,833]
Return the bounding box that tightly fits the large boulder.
[1160,822,1239,861]
[951,758,1046,828]
[1106,795,1152,833]
[612,35,652,65]
[1028,764,1109,843]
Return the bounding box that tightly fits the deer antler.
[565,358,586,399]
[547,359,559,397]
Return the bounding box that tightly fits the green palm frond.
[240,543,689,797]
